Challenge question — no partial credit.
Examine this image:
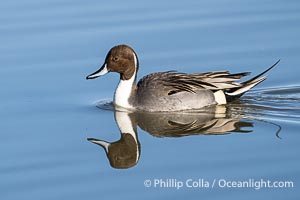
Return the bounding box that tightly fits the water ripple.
[233,85,300,123]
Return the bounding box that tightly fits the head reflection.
[88,111,140,169]
[88,105,253,169]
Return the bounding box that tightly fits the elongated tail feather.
[225,59,280,99]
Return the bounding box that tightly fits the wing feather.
[138,71,250,95]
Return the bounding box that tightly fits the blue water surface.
[0,0,300,199]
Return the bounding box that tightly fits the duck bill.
[87,138,110,153]
[86,63,109,80]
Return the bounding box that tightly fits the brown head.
[86,44,139,81]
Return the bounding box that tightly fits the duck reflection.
[134,106,252,137]
[88,111,140,169]
[87,105,253,169]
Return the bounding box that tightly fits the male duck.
[86,44,279,112]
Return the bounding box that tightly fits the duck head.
[86,44,139,81]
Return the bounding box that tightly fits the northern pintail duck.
[86,44,279,112]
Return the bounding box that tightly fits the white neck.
[114,72,136,109]
[113,52,138,109]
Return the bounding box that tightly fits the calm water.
[1,0,300,199]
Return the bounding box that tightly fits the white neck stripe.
[133,52,138,70]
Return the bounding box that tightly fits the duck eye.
[112,57,119,62]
